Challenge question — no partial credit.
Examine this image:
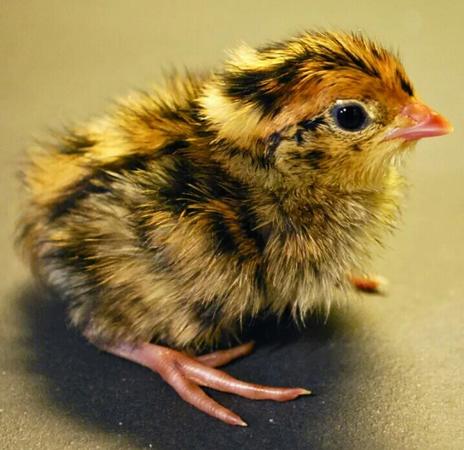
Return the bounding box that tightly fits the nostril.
[385,102,452,141]
[401,103,432,123]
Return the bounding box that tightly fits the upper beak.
[385,102,453,141]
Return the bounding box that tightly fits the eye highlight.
[331,102,370,132]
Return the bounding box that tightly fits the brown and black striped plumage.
[20,31,420,352]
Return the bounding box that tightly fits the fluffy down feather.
[19,31,418,351]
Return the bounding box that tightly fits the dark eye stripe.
[266,132,281,159]
[294,129,305,146]
[298,117,325,131]
[293,116,325,145]
[261,116,325,152]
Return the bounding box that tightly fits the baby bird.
[18,31,452,426]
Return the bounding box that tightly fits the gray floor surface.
[1,1,463,449]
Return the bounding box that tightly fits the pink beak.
[385,103,453,141]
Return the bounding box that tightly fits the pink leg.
[104,341,311,426]
[350,275,387,294]
[195,341,255,367]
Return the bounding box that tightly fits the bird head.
[200,31,452,190]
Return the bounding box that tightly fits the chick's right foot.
[350,274,388,294]
[104,341,311,426]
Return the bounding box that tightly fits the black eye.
[332,103,369,131]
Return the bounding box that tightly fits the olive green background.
[1,1,463,449]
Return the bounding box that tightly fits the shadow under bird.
[18,31,452,426]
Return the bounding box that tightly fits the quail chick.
[18,31,452,426]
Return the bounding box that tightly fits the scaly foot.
[104,341,311,426]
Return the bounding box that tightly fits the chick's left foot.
[104,341,311,426]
